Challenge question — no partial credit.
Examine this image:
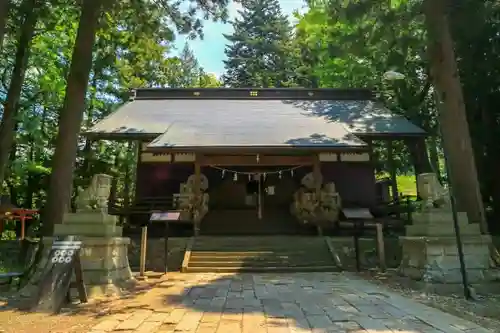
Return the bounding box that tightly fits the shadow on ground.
[154,271,441,332]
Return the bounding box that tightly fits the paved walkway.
[89,272,492,333]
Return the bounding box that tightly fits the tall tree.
[174,42,202,87]
[0,0,40,191]
[43,0,106,235]
[423,0,486,230]
[222,0,294,87]
[0,0,9,50]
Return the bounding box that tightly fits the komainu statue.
[174,173,209,221]
[319,182,341,222]
[75,174,113,213]
[290,177,341,228]
[417,173,450,210]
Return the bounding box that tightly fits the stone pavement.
[89,272,493,333]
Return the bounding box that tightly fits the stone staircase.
[183,236,340,273]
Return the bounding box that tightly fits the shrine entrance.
[199,159,316,235]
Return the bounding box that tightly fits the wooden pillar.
[313,154,323,236]
[257,173,263,220]
[387,139,399,203]
[376,222,386,272]
[366,138,375,164]
[193,155,201,236]
[138,225,148,280]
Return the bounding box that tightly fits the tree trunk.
[0,0,38,191]
[0,0,9,50]
[43,0,105,235]
[423,0,487,232]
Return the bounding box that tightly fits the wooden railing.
[108,196,176,216]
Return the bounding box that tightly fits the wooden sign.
[33,236,88,313]
[149,211,182,274]
[150,211,181,222]
[342,208,374,219]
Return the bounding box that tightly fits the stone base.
[407,211,480,236]
[399,235,500,292]
[43,236,135,297]
[56,212,122,237]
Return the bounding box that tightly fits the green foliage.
[0,0,228,227]
[222,0,296,87]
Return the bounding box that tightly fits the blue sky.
[174,0,307,77]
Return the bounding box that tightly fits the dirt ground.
[357,269,500,332]
[0,273,165,333]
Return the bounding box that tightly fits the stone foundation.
[128,237,190,272]
[41,236,134,296]
[50,211,136,297]
[399,235,500,294]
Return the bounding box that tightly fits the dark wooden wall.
[135,161,376,208]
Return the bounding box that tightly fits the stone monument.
[50,173,135,296]
[399,173,499,294]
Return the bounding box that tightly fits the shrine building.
[85,88,426,236]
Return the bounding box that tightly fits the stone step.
[194,239,325,244]
[185,236,338,273]
[187,260,336,267]
[184,265,340,273]
[190,251,329,256]
[192,246,327,251]
[189,254,334,261]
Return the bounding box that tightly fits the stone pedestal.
[50,211,135,297]
[399,209,500,294]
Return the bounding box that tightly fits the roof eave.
[356,131,428,139]
[81,131,161,141]
[145,145,369,153]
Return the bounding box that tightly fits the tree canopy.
[0,0,499,236]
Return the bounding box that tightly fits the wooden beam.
[199,155,315,166]
[193,154,201,236]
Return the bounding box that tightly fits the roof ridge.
[131,88,374,101]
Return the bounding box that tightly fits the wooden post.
[313,154,323,236]
[20,216,25,240]
[73,254,88,303]
[164,221,169,274]
[376,222,386,272]
[387,139,399,203]
[257,173,262,220]
[193,155,201,236]
[138,225,148,280]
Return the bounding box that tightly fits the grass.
[377,173,417,197]
[397,175,417,196]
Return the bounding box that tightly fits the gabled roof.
[85,88,425,149]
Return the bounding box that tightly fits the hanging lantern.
[279,171,282,179]
[222,169,225,178]
[291,169,294,177]
[233,173,238,181]
[248,174,251,181]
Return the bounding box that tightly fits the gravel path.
[357,269,500,332]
